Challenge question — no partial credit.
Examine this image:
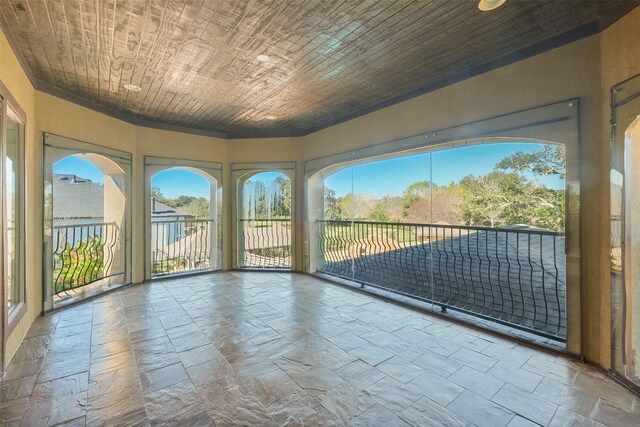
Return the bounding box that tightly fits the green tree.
[496,145,565,179]
[457,171,564,231]
[336,193,375,220]
[525,186,565,231]
[369,202,390,222]
[183,197,210,218]
[457,172,520,227]
[244,180,267,218]
[151,186,172,206]
[173,195,196,207]
[272,175,291,218]
[324,186,342,220]
[54,236,105,293]
[494,144,566,231]
[371,195,403,222]
[243,176,292,219]
[401,181,431,218]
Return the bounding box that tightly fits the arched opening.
[237,171,292,269]
[611,79,640,388]
[149,167,219,277]
[308,139,568,346]
[46,151,129,308]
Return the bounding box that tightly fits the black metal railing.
[151,219,214,277]
[239,219,292,269]
[53,222,120,294]
[317,220,566,341]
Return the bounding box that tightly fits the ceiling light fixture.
[123,84,142,92]
[478,0,507,11]
[256,54,270,62]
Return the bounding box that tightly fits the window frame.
[0,82,27,349]
[232,162,296,270]
[42,133,133,311]
[144,156,224,280]
[304,99,581,354]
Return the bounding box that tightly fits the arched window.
[305,101,579,348]
[150,168,215,277]
[144,157,223,279]
[43,134,132,310]
[234,163,294,270]
[611,75,640,388]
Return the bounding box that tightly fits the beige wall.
[1,7,639,369]
[0,27,36,367]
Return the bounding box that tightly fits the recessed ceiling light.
[256,54,270,62]
[478,0,507,11]
[123,84,142,92]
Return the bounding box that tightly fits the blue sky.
[53,157,211,198]
[246,171,289,184]
[152,169,210,198]
[54,156,105,183]
[326,143,565,197]
[54,143,564,200]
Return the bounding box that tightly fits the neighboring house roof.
[151,198,191,218]
[52,173,194,221]
[242,224,291,250]
[159,229,211,259]
[53,174,104,219]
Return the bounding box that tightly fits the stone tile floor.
[1,272,638,426]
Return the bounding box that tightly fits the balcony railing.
[151,219,214,277]
[53,222,120,294]
[239,219,291,269]
[317,220,566,341]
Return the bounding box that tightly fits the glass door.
[611,74,640,388]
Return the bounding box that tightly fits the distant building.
[151,198,194,249]
[53,175,192,248]
[151,198,191,221]
[53,174,104,225]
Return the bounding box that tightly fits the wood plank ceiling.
[0,0,637,138]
